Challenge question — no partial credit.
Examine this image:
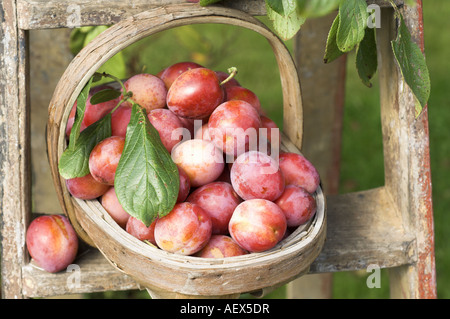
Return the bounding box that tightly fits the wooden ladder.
[0,0,436,299]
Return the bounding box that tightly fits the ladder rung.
[310,187,416,273]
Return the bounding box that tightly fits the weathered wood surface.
[17,0,266,29]
[377,2,436,299]
[17,0,404,30]
[22,247,139,298]
[311,187,416,273]
[0,0,32,299]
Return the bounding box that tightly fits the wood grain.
[311,187,416,273]
[377,3,436,299]
[0,0,31,299]
[22,247,139,298]
[17,0,405,30]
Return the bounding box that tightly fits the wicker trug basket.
[47,3,326,298]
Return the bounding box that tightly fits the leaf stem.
[220,67,238,86]
[110,97,130,114]
[95,71,128,93]
[94,71,139,114]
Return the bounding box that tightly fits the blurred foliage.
[69,26,127,84]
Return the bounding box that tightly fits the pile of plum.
[42,61,320,270]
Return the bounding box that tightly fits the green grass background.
[86,0,449,299]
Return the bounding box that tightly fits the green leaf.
[266,1,306,41]
[114,103,179,226]
[59,113,112,179]
[296,0,341,18]
[266,0,287,16]
[92,72,104,83]
[199,0,222,6]
[90,89,121,105]
[324,14,346,64]
[68,77,93,148]
[337,0,369,52]
[356,27,378,87]
[392,15,431,115]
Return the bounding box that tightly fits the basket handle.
[47,3,304,245]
